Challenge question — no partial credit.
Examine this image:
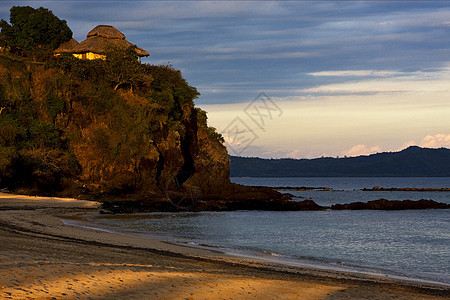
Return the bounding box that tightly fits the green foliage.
[0,145,16,179]
[207,127,225,143]
[0,83,5,107]
[0,6,72,50]
[0,30,7,48]
[0,68,38,128]
[0,114,26,147]
[103,46,149,91]
[84,82,118,115]
[146,65,199,103]
[54,48,151,93]
[28,46,55,62]
[0,36,224,195]
[54,54,104,81]
[91,126,111,153]
[145,65,199,123]
[0,96,66,188]
[26,120,62,149]
[53,53,81,73]
[196,108,208,126]
[196,108,224,143]
[0,56,28,77]
[45,93,65,122]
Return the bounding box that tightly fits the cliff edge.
[0,53,287,209]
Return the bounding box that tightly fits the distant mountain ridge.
[230,146,450,177]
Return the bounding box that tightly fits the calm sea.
[87,177,450,286]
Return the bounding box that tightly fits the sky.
[1,1,450,158]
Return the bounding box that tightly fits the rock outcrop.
[331,199,450,210]
[0,54,286,207]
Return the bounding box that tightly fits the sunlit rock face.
[0,56,286,206]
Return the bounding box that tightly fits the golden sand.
[0,193,448,299]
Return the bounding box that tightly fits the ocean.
[86,177,450,286]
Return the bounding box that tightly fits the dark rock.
[100,192,324,212]
[362,187,450,192]
[331,199,449,210]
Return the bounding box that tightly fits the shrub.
[45,93,65,122]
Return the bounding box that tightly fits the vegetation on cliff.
[0,6,219,198]
[0,6,72,58]
[0,51,232,199]
[0,6,292,210]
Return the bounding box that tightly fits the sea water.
[88,177,450,285]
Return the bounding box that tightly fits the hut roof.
[87,25,126,40]
[54,38,79,53]
[66,25,149,57]
[74,35,149,57]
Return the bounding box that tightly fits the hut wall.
[73,52,106,60]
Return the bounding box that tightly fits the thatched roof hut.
[87,25,126,39]
[54,38,79,54]
[54,25,149,59]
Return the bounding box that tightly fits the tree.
[103,46,150,91]
[45,93,66,123]
[0,6,72,50]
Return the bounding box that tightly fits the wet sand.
[0,192,448,299]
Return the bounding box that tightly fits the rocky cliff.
[0,53,286,209]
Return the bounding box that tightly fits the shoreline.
[0,192,449,299]
[71,212,450,288]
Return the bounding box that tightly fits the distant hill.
[230,146,450,177]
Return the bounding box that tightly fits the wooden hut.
[54,25,149,60]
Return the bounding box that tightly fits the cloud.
[5,0,445,106]
[397,134,450,151]
[307,70,400,77]
[247,148,327,159]
[284,149,304,159]
[342,144,382,157]
[419,134,450,148]
[302,66,450,95]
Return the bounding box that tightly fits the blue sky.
[1,1,450,158]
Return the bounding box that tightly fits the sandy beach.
[0,192,448,299]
